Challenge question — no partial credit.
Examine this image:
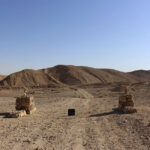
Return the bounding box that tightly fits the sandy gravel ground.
[0,83,149,150]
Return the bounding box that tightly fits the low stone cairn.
[118,94,137,113]
[8,110,27,118]
[9,96,36,118]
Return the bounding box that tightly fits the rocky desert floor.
[0,83,150,150]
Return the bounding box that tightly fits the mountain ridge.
[0,65,150,87]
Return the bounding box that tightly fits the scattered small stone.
[23,139,31,143]
[35,147,43,150]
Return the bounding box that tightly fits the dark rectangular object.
[68,109,75,116]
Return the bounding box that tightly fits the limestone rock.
[122,106,137,114]
[8,110,27,118]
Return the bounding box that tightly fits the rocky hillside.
[0,69,64,87]
[128,70,150,81]
[0,65,150,87]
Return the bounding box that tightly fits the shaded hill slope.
[0,65,150,87]
[0,69,64,87]
[128,70,150,82]
[43,65,139,85]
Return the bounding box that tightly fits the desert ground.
[0,83,149,150]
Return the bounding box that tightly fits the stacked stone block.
[16,96,36,114]
[118,95,137,113]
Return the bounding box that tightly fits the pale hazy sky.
[0,0,150,75]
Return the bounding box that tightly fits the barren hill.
[0,75,6,81]
[129,70,150,81]
[1,65,150,87]
[0,69,64,87]
[44,65,139,85]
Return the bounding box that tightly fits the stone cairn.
[9,88,36,118]
[118,86,137,113]
[16,96,36,114]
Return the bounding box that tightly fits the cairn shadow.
[89,108,123,117]
[0,113,11,118]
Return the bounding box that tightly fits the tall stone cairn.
[16,96,36,114]
[118,86,137,113]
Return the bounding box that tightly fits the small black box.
[68,109,75,116]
